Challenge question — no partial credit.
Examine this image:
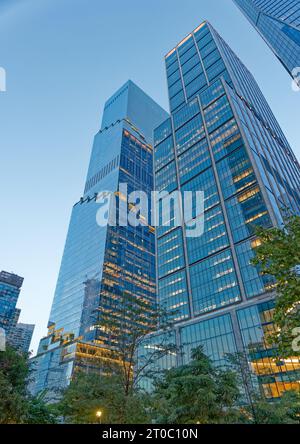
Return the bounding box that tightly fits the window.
[173,98,200,130]
[155,161,177,193]
[181,167,219,213]
[159,270,190,321]
[158,229,185,278]
[190,250,241,315]
[226,186,272,242]
[175,114,205,155]
[178,138,211,184]
[186,205,229,264]
[155,136,174,172]
[216,146,257,199]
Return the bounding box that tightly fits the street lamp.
[96,410,102,424]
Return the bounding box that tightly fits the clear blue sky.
[0,0,299,353]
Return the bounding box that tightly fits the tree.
[0,346,30,423]
[226,351,300,424]
[59,372,150,424]
[225,351,261,423]
[151,346,241,424]
[252,215,300,357]
[87,290,178,397]
[243,391,300,424]
[64,291,177,424]
[26,392,58,424]
[0,346,56,424]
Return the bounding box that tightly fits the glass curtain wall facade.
[0,271,23,336]
[143,21,300,399]
[30,81,168,399]
[233,0,300,81]
[8,323,35,354]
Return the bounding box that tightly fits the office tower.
[233,0,300,83]
[8,323,35,354]
[30,81,168,399]
[0,270,34,353]
[144,20,300,399]
[0,271,24,336]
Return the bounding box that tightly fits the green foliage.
[243,391,300,424]
[59,372,149,424]
[0,346,56,424]
[151,346,241,424]
[252,215,300,357]
[33,346,300,424]
[0,346,30,423]
[225,351,300,424]
[26,392,58,424]
[96,290,177,396]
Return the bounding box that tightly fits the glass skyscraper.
[0,271,23,336]
[0,270,34,353]
[8,323,35,354]
[141,20,300,399]
[233,0,300,83]
[30,81,168,399]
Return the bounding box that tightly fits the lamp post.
[96,410,102,424]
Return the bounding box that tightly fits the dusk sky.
[0,0,299,353]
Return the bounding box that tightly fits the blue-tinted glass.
[237,300,300,399]
[185,73,207,99]
[159,270,190,322]
[194,23,210,42]
[200,79,225,108]
[216,145,257,199]
[183,63,203,87]
[155,161,178,192]
[157,229,185,278]
[233,0,300,79]
[165,50,178,68]
[180,313,237,366]
[204,94,234,133]
[155,136,174,172]
[181,53,201,75]
[236,239,276,298]
[190,250,241,315]
[177,36,195,56]
[210,118,242,161]
[170,90,186,113]
[207,60,227,82]
[167,68,181,88]
[169,78,184,99]
[186,205,229,264]
[173,98,200,130]
[0,272,23,334]
[175,113,205,155]
[154,118,173,146]
[178,138,211,184]
[181,167,220,213]
[203,48,222,70]
[226,186,272,242]
[179,43,198,66]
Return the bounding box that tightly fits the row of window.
[84,154,120,194]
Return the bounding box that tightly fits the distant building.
[233,0,300,84]
[0,270,34,353]
[8,322,35,354]
[0,271,23,336]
